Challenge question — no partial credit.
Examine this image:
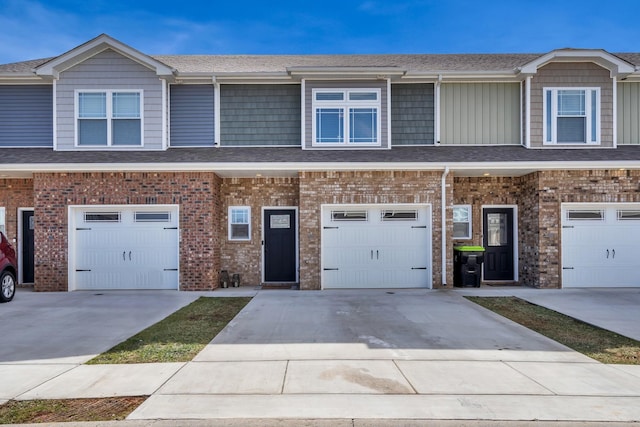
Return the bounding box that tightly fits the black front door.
[22,210,35,283]
[263,209,297,282]
[482,208,514,281]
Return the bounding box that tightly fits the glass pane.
[381,210,417,221]
[316,92,344,101]
[112,119,141,145]
[349,92,377,101]
[453,206,470,222]
[78,93,106,118]
[349,108,377,143]
[487,213,507,246]
[135,212,170,222]
[546,90,552,142]
[557,117,586,143]
[331,210,367,221]
[78,119,108,145]
[316,108,344,143]
[453,222,470,239]
[112,93,140,118]
[231,224,249,239]
[567,210,604,220]
[618,210,640,220]
[557,90,585,115]
[84,212,120,222]
[231,209,248,224]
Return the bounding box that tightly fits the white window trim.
[453,205,472,240]
[543,87,600,145]
[311,88,382,147]
[228,206,251,241]
[0,207,5,235]
[74,89,144,148]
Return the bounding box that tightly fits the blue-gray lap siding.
[0,85,53,147]
[391,83,435,145]
[170,84,215,147]
[220,84,301,146]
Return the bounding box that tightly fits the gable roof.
[519,49,636,77]
[33,34,175,79]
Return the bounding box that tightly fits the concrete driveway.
[2,287,640,422]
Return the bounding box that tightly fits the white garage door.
[322,204,431,289]
[70,205,179,290]
[562,203,640,288]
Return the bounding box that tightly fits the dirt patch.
[0,396,146,424]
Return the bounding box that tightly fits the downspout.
[441,166,450,287]
[213,76,220,147]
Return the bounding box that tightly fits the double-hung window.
[543,88,599,144]
[313,89,381,146]
[228,206,251,241]
[453,205,472,239]
[77,90,142,146]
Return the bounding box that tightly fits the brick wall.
[219,177,300,285]
[33,172,221,291]
[299,170,449,290]
[0,178,34,243]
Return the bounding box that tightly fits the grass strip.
[466,296,640,365]
[88,297,251,364]
[0,396,146,424]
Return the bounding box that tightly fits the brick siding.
[0,179,34,244]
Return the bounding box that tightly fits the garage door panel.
[322,205,431,289]
[562,204,640,288]
[71,206,179,291]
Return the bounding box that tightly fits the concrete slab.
[0,364,75,399]
[0,289,199,364]
[396,360,553,395]
[283,360,414,394]
[18,363,185,399]
[507,362,640,396]
[157,361,287,394]
[610,364,640,379]
[197,291,585,363]
[128,394,640,421]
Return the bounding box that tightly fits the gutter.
[441,166,449,287]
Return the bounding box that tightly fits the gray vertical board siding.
[390,83,434,145]
[220,84,301,146]
[56,49,164,150]
[170,84,215,147]
[617,82,640,145]
[529,62,613,148]
[440,83,520,145]
[304,80,388,149]
[0,85,53,147]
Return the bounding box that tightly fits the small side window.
[617,210,640,221]
[566,210,604,221]
[331,210,368,221]
[135,212,171,222]
[84,212,121,223]
[229,206,251,240]
[453,205,472,239]
[381,210,417,221]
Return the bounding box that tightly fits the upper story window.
[77,90,142,147]
[312,89,381,146]
[543,88,599,145]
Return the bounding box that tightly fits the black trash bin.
[453,246,485,287]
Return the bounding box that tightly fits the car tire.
[0,270,16,303]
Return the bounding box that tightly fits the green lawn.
[466,296,640,365]
[88,297,251,364]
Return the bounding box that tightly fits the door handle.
[371,250,373,259]
[129,251,132,261]
[606,249,609,259]
[612,249,615,259]
[123,251,126,261]
[376,250,379,260]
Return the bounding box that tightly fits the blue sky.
[1,0,639,63]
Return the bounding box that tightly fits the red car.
[0,232,17,303]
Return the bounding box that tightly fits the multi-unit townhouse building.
[1,34,639,292]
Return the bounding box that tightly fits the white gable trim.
[519,49,635,78]
[34,34,175,79]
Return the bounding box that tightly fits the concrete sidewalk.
[2,288,640,423]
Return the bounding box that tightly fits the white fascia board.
[0,75,47,83]
[403,71,519,82]
[35,34,175,78]
[519,49,635,77]
[6,160,640,175]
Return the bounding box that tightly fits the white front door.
[562,203,640,287]
[321,204,431,289]
[70,206,179,290]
